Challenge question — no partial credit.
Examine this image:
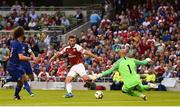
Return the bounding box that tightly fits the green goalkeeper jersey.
[102,57,148,88]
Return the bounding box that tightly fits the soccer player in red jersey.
[50,35,102,98]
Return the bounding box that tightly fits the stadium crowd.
[0,0,179,84]
[0,1,83,31]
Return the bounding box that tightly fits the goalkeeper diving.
[93,49,157,101]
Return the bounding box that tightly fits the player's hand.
[30,55,36,61]
[145,58,152,62]
[96,73,102,78]
[88,75,97,81]
[88,73,102,80]
[93,73,102,78]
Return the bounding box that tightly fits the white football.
[95,91,103,99]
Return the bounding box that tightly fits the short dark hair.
[13,26,24,39]
[68,35,76,40]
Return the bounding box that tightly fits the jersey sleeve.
[133,59,148,66]
[101,59,120,76]
[76,44,86,54]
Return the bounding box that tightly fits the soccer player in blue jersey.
[21,36,35,96]
[6,26,35,100]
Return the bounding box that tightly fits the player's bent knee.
[21,75,28,83]
[65,76,74,83]
[31,77,34,81]
[17,80,23,87]
[28,75,34,81]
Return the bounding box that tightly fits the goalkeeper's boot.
[65,93,73,98]
[142,95,147,101]
[140,94,147,101]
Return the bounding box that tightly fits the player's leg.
[24,65,34,96]
[65,76,74,98]
[136,83,157,92]
[14,69,26,100]
[2,66,19,87]
[26,74,35,96]
[14,80,23,100]
[23,75,34,96]
[64,65,77,98]
[26,63,34,81]
[27,74,34,81]
[14,73,30,100]
[122,85,147,101]
[136,83,150,92]
[19,65,34,97]
[76,63,91,81]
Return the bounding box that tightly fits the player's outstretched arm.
[84,50,102,61]
[28,48,37,61]
[133,58,152,66]
[93,59,120,80]
[50,48,65,63]
[49,52,60,63]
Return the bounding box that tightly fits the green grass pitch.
[0,89,180,106]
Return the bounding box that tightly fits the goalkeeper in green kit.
[94,49,157,101]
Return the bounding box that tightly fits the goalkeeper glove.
[88,73,102,80]
[145,58,152,62]
[96,73,102,78]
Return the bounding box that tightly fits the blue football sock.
[14,85,22,97]
[24,81,33,95]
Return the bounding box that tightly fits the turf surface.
[0,89,180,106]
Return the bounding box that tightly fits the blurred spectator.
[48,72,56,82]
[29,1,35,10]
[74,9,83,20]
[21,2,28,11]
[5,22,12,30]
[38,66,49,81]
[11,1,21,13]
[100,16,111,29]
[0,44,10,75]
[110,71,123,90]
[0,1,10,10]
[61,16,70,27]
[0,64,4,76]
[0,0,179,83]
[90,11,101,27]
[144,70,156,84]
[115,0,126,13]
[28,19,37,30]
[29,10,38,20]
[43,30,51,47]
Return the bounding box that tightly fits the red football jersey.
[58,44,86,66]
